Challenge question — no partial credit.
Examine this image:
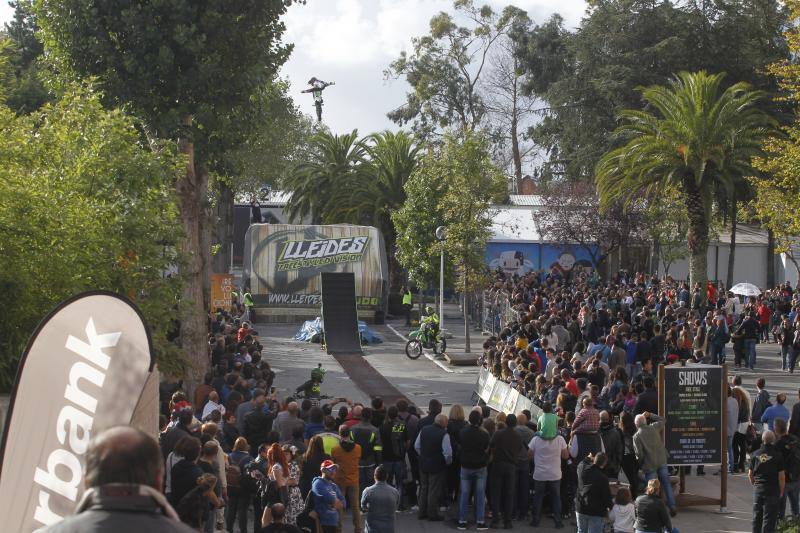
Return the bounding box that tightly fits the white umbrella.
[730,282,761,297]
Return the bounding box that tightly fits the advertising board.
[244,224,388,312]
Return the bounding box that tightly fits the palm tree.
[596,71,773,297]
[284,130,365,224]
[324,131,421,287]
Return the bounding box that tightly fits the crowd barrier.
[474,366,542,419]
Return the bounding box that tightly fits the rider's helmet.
[311,364,326,383]
[425,306,434,315]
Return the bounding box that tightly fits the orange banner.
[210,273,234,312]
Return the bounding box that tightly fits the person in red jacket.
[757,301,772,343]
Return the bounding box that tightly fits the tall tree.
[0,87,183,389]
[283,130,366,225]
[514,0,788,183]
[395,132,505,351]
[596,71,773,300]
[386,1,524,140]
[2,0,51,114]
[36,0,296,390]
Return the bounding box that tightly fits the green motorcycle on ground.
[405,325,447,359]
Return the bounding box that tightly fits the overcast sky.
[1,0,588,135]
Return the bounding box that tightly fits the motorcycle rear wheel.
[405,339,423,359]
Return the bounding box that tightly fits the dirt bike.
[405,325,446,359]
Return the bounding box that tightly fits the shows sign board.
[210,273,233,312]
[662,365,724,465]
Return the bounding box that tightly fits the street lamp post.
[435,226,446,331]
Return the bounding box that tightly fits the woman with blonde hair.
[633,479,673,533]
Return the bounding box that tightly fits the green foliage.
[34,0,295,143]
[515,0,789,182]
[0,87,185,389]
[2,0,52,114]
[596,71,773,292]
[642,189,689,273]
[284,130,367,225]
[394,132,506,291]
[386,1,525,140]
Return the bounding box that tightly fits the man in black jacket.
[457,409,490,530]
[414,414,452,522]
[599,411,622,479]
[575,453,612,533]
[737,312,760,370]
[633,377,658,415]
[244,396,275,451]
[42,427,196,533]
[489,414,523,529]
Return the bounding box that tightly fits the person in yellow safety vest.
[243,292,254,321]
[318,416,342,456]
[402,286,413,326]
[421,306,440,344]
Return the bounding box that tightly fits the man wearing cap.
[312,460,345,533]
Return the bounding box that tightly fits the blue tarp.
[292,318,383,344]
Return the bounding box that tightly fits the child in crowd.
[608,487,635,533]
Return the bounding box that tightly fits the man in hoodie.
[575,453,613,533]
[311,460,346,533]
[333,426,363,533]
[350,407,383,493]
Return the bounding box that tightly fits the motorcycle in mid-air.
[405,325,447,359]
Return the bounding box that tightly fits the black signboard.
[663,365,723,465]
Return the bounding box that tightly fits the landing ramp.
[320,272,362,354]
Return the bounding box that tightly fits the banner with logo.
[244,224,388,312]
[474,367,541,419]
[0,291,155,532]
[210,273,234,312]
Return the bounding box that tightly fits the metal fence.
[477,289,516,336]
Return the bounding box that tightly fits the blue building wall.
[485,242,598,278]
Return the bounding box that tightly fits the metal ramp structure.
[320,272,362,355]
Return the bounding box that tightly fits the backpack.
[295,490,317,533]
[240,459,261,494]
[258,466,287,507]
[225,463,242,489]
[389,420,408,458]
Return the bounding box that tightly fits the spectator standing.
[380,406,408,509]
[527,426,568,528]
[762,393,790,432]
[790,388,800,438]
[311,460,346,533]
[488,413,523,528]
[775,418,800,520]
[618,413,640,497]
[415,413,453,522]
[332,425,364,533]
[752,378,771,432]
[513,412,535,521]
[273,402,304,444]
[599,411,622,479]
[749,431,785,533]
[361,465,400,533]
[575,453,613,533]
[226,438,252,533]
[633,479,672,533]
[170,437,204,507]
[350,407,384,494]
[457,410,490,531]
[736,312,760,370]
[633,412,676,516]
[726,386,739,474]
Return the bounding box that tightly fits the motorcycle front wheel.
[434,337,447,355]
[405,339,422,359]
